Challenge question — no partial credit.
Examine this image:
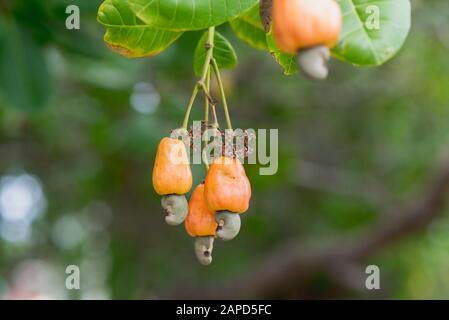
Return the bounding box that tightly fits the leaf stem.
[181,26,216,130]
[182,83,200,130]
[204,68,210,123]
[202,68,211,171]
[211,105,219,129]
[202,147,210,171]
[199,27,215,85]
[211,58,232,130]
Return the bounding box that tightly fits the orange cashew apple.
[152,133,192,226]
[153,136,192,196]
[204,156,251,240]
[185,183,217,237]
[273,0,342,79]
[185,183,217,265]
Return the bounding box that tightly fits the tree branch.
[292,160,394,209]
[166,157,449,299]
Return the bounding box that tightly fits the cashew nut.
[194,236,214,266]
[297,45,331,80]
[161,194,188,226]
[215,211,241,241]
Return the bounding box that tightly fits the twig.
[211,58,232,130]
[0,0,9,14]
[182,27,215,129]
[260,0,273,32]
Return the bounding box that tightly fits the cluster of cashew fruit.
[152,132,251,265]
[272,0,342,80]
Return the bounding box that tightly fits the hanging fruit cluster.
[98,0,412,265]
[149,0,343,264]
[152,28,251,265]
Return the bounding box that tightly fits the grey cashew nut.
[215,211,241,241]
[297,45,331,80]
[194,236,214,266]
[161,194,188,226]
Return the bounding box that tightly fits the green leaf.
[333,0,411,66]
[230,3,297,75]
[266,31,298,75]
[0,18,53,112]
[230,4,268,50]
[97,0,182,58]
[128,0,259,31]
[194,32,237,76]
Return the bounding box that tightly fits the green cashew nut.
[161,194,188,226]
[297,45,331,80]
[194,236,214,266]
[215,211,241,241]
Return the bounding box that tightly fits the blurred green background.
[1,0,449,299]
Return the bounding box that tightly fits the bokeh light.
[0,173,46,244]
[130,82,160,114]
